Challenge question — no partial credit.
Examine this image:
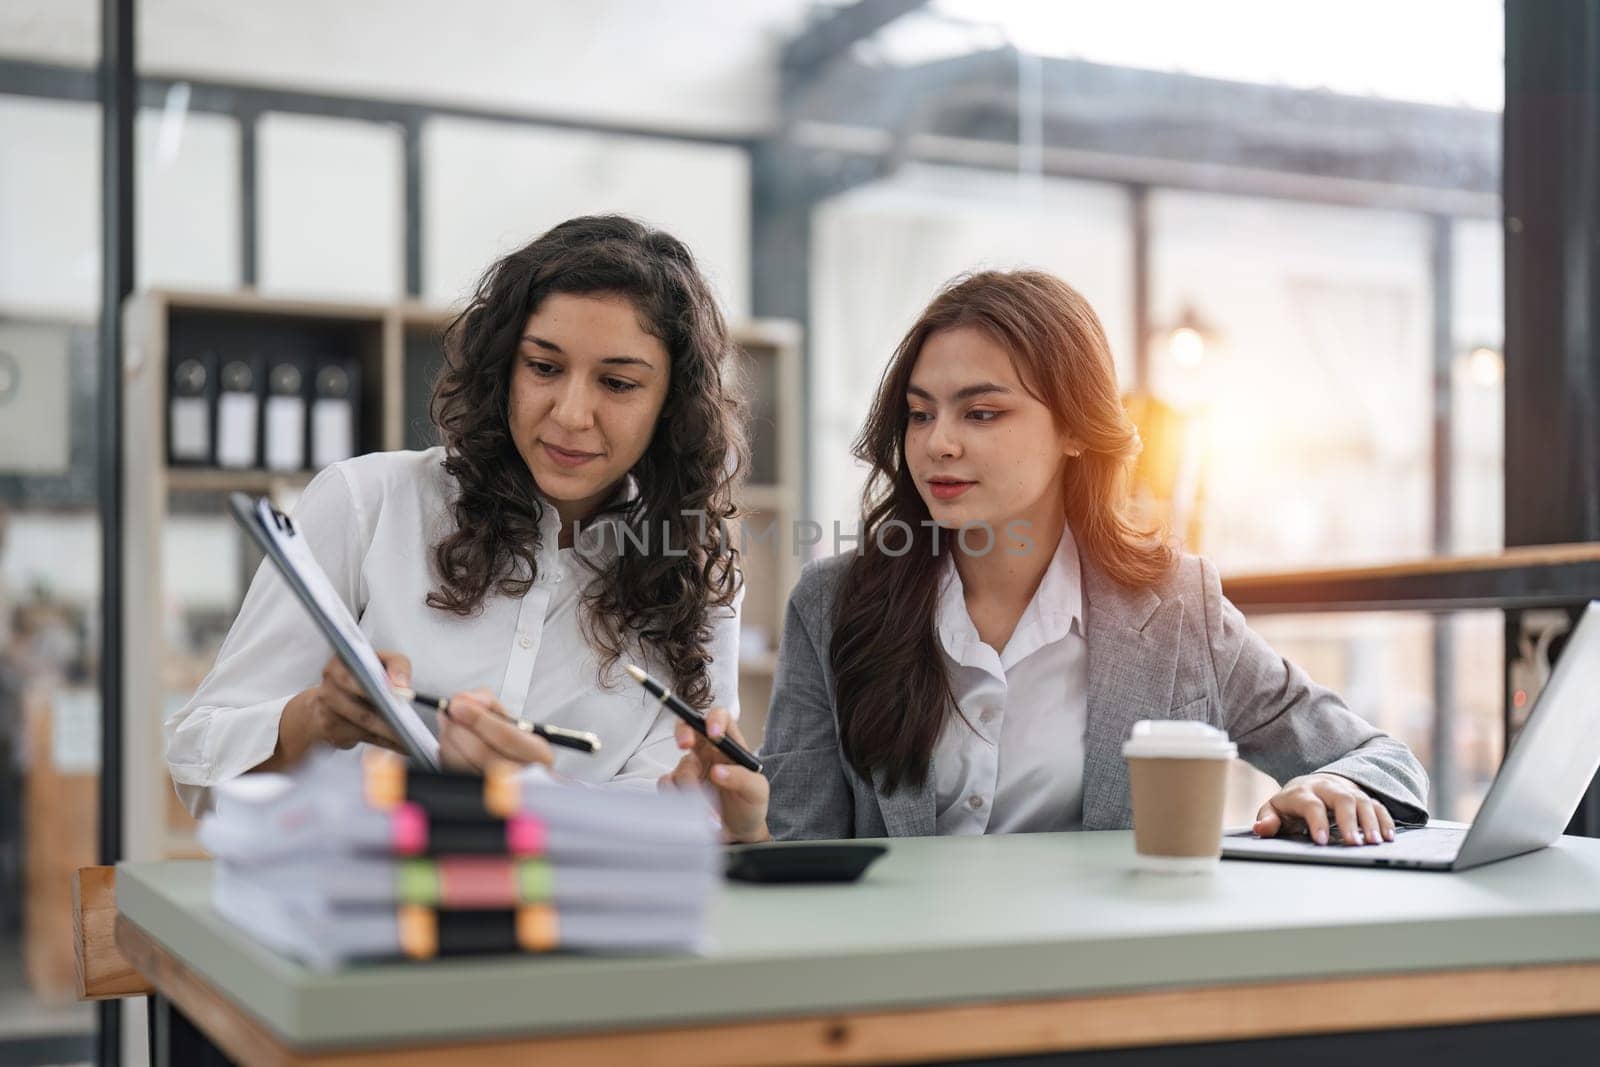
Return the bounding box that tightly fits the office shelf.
[165,468,316,495]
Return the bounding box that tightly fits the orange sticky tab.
[363,748,406,811]
[516,905,559,953]
[483,761,520,819]
[397,904,438,960]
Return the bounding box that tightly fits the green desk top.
[117,831,1600,1050]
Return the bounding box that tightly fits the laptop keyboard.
[1325,822,1420,845]
[1239,823,1465,861]
[1376,827,1467,861]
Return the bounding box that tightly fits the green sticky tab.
[397,859,439,905]
[517,859,552,902]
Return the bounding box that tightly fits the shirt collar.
[1033,520,1085,638]
[536,475,640,560]
[936,521,1085,661]
[936,561,974,653]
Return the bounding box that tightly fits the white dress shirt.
[932,523,1087,835]
[166,447,741,815]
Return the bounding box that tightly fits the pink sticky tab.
[506,814,545,856]
[392,803,427,856]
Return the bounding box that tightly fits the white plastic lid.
[1121,719,1237,760]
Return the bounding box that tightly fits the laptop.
[1221,600,1600,872]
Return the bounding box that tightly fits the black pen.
[624,663,763,773]
[394,687,602,755]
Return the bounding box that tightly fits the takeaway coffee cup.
[1121,720,1237,873]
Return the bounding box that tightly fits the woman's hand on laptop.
[659,707,771,843]
[1254,772,1395,846]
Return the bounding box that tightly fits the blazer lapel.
[1080,558,1185,829]
[875,768,935,837]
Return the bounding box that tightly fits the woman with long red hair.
[667,270,1428,845]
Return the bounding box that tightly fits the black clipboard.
[228,492,441,769]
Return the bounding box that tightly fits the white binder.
[264,362,308,471]
[311,363,356,468]
[216,359,261,469]
[168,357,213,465]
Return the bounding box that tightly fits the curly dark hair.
[427,215,746,709]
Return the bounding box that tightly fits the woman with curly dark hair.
[167,215,746,815]
[670,269,1427,848]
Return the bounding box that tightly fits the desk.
[115,832,1600,1066]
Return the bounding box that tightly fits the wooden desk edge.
[115,914,1600,1067]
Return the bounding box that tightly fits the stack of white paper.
[200,750,720,971]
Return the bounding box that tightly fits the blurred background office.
[7,1,1599,1063]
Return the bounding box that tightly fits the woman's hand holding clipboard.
[230,493,443,769]
[266,648,419,769]
[229,494,582,775]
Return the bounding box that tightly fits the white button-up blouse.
[932,523,1088,835]
[165,447,741,815]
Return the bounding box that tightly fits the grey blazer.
[760,550,1430,840]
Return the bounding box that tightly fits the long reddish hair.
[832,270,1174,793]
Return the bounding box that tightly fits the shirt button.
[979,707,995,724]
[518,633,533,650]
[967,794,984,811]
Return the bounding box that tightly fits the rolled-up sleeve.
[164,465,370,815]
